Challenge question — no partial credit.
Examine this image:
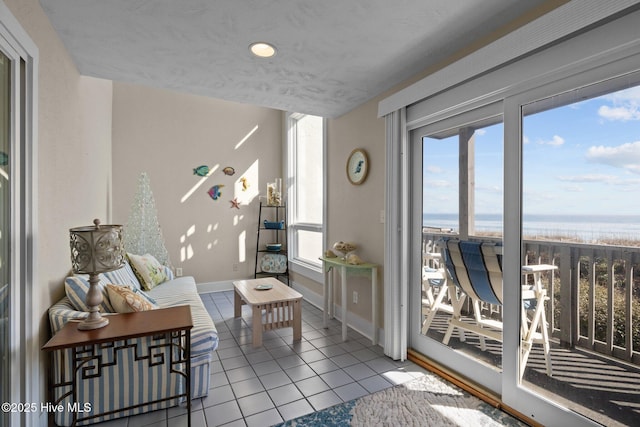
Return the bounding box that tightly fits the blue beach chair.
[440,239,552,379]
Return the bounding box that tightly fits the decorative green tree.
[124,172,172,269]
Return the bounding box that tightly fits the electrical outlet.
[233,263,239,272]
[379,210,385,223]
[176,267,183,277]
[353,291,358,304]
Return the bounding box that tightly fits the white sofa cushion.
[147,276,218,356]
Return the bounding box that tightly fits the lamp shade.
[70,219,125,274]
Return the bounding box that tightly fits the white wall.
[111,83,283,284]
[4,0,114,414]
[324,100,386,326]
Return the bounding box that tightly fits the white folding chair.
[440,239,553,379]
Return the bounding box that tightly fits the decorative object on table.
[260,253,288,273]
[347,253,365,265]
[240,176,249,191]
[255,283,273,290]
[230,198,241,209]
[264,219,285,229]
[222,166,235,176]
[124,172,172,269]
[193,165,210,176]
[207,184,224,200]
[332,241,357,258]
[265,243,282,252]
[324,249,337,258]
[266,178,282,206]
[346,148,369,185]
[0,151,7,166]
[69,219,125,330]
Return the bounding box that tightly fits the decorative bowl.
[264,220,285,229]
[265,243,282,252]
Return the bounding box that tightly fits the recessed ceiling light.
[249,42,277,58]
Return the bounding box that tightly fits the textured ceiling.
[40,0,548,118]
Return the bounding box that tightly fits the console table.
[319,256,379,344]
[42,305,193,426]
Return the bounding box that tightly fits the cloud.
[602,86,640,103]
[557,173,640,186]
[598,105,640,121]
[538,135,565,146]
[425,179,452,188]
[425,165,443,174]
[475,129,486,136]
[585,140,640,173]
[523,135,530,145]
[597,86,640,121]
[476,185,502,194]
[560,184,583,192]
[557,174,618,184]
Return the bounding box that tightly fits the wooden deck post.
[459,127,475,239]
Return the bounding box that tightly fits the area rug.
[275,372,527,427]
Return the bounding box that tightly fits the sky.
[423,85,640,217]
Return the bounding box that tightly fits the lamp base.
[77,272,110,330]
[78,315,109,330]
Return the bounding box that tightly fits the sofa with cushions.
[48,254,218,426]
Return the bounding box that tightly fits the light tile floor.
[98,290,429,427]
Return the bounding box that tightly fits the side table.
[319,257,379,344]
[42,305,193,426]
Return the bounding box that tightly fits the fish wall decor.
[207,184,224,200]
[222,166,235,176]
[240,177,249,191]
[193,165,210,176]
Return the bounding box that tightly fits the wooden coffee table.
[233,277,302,347]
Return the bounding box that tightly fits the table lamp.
[69,219,125,330]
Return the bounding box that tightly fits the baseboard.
[197,278,384,346]
[197,280,234,293]
[289,279,385,347]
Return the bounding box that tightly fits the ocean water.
[423,213,640,242]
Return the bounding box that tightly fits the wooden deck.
[423,313,640,427]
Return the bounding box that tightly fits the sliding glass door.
[0,49,9,427]
[409,111,505,394]
[409,71,640,427]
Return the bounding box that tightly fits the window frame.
[285,112,326,283]
[0,3,38,426]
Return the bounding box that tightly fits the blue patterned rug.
[274,371,527,426]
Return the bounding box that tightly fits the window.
[422,119,503,237]
[286,113,325,279]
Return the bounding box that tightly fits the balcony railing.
[422,231,640,365]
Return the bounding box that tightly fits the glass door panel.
[413,118,504,392]
[0,50,10,427]
[520,80,640,426]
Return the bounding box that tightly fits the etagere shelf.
[254,202,289,284]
